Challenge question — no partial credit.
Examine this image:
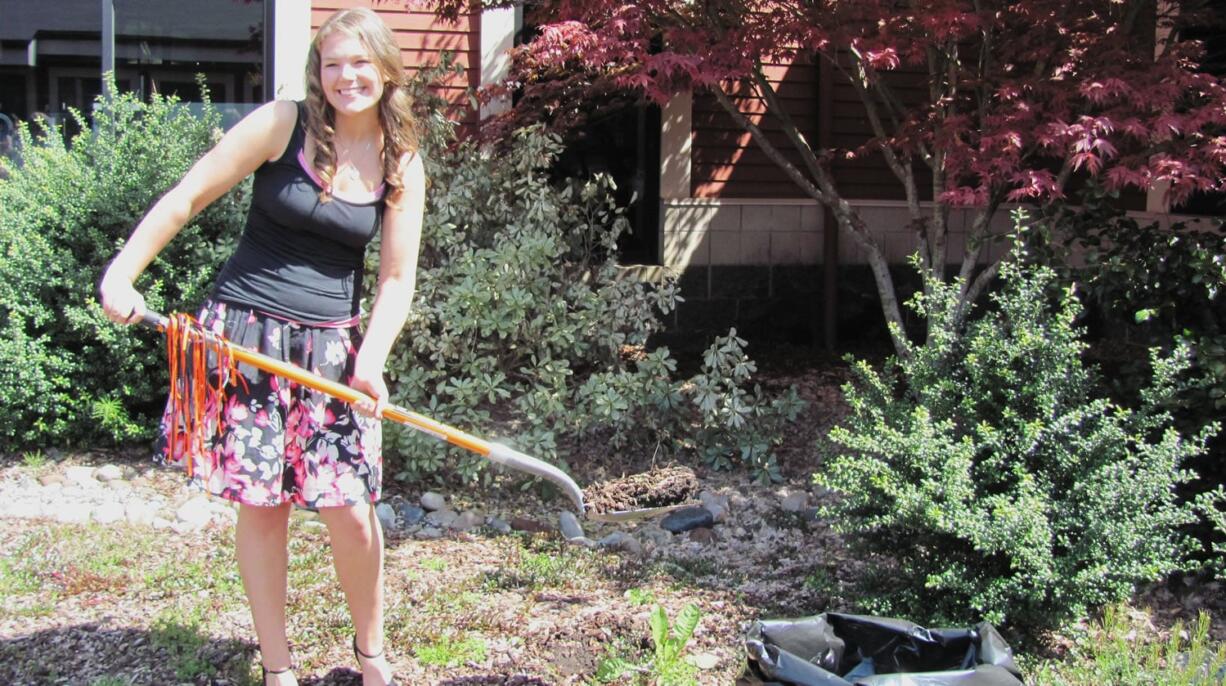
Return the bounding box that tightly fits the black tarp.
[745,613,1024,686]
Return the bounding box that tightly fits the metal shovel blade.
[586,501,701,523]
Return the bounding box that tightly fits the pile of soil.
[583,465,699,515]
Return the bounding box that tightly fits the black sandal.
[353,637,400,686]
[262,664,293,684]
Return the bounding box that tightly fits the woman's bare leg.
[236,502,297,685]
[317,502,393,685]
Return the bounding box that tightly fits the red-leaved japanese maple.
[435,0,1226,356]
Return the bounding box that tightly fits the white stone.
[687,652,720,670]
[55,502,93,523]
[152,517,173,530]
[64,466,97,485]
[781,492,809,512]
[486,516,512,534]
[175,496,213,529]
[453,510,483,531]
[95,465,124,482]
[125,501,158,526]
[425,508,458,528]
[10,500,45,519]
[420,491,446,511]
[93,502,125,524]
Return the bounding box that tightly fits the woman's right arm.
[99,99,298,325]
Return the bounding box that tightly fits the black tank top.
[212,102,384,324]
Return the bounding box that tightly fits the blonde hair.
[304,8,419,203]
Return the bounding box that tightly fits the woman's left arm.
[350,151,426,417]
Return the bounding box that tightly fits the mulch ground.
[3,346,1225,684]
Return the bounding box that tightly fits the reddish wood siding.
[691,52,929,201]
[311,1,479,125]
[691,59,819,198]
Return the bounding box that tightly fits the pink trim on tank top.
[297,149,387,203]
[255,306,362,329]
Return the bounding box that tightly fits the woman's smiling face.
[319,32,384,116]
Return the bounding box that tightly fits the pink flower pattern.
[156,300,382,507]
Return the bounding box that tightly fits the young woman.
[99,9,423,686]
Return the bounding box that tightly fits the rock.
[660,506,714,534]
[416,526,443,540]
[38,473,64,487]
[597,531,623,546]
[510,516,551,533]
[559,511,585,540]
[55,503,93,524]
[152,516,173,530]
[597,532,642,555]
[638,525,674,547]
[375,503,397,529]
[486,516,512,535]
[122,466,140,480]
[566,536,597,549]
[95,465,124,482]
[94,502,125,524]
[64,466,96,485]
[398,504,425,525]
[176,496,213,530]
[688,527,715,544]
[425,508,458,528]
[108,480,132,495]
[781,492,809,512]
[125,501,158,526]
[453,510,483,531]
[688,652,720,670]
[699,490,730,521]
[45,447,64,461]
[420,491,446,511]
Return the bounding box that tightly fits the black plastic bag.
[745,613,1024,685]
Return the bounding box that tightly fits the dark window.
[0,0,265,143]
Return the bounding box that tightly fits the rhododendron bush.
[434,0,1226,356]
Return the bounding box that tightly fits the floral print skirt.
[155,299,382,508]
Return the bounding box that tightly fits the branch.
[957,191,1004,288]
[750,62,828,190]
[709,85,829,204]
[848,50,926,246]
[957,256,1004,325]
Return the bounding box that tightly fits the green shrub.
[817,216,1211,633]
[370,125,801,483]
[0,75,246,449]
[0,64,797,480]
[1036,189,1226,572]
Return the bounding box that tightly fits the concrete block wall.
[656,198,1019,346]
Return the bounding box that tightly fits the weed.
[89,677,135,686]
[593,604,703,686]
[21,449,46,468]
[415,633,488,668]
[482,539,591,591]
[625,587,657,606]
[421,556,449,572]
[423,589,481,617]
[1031,604,1226,685]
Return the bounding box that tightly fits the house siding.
[311,0,480,125]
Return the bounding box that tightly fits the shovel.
[138,309,586,513]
